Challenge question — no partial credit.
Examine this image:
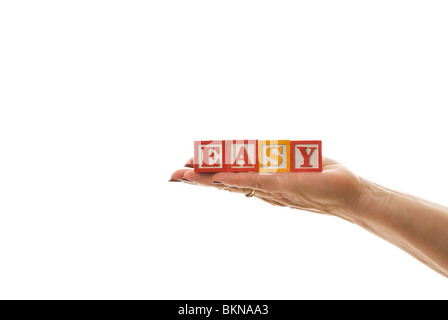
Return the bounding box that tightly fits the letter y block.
[290,140,322,172]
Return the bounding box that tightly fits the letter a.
[232,145,249,166]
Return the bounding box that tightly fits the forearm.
[348,178,448,277]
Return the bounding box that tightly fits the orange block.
[258,140,290,173]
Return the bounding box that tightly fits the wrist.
[339,176,384,227]
[345,177,409,239]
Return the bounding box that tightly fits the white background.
[1,1,447,299]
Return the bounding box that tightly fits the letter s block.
[194,140,226,172]
[258,140,290,173]
[225,140,258,172]
[290,140,322,172]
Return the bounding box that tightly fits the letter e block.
[194,140,226,172]
[290,140,322,172]
[225,140,258,172]
[258,140,290,173]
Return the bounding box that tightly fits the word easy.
[194,140,322,173]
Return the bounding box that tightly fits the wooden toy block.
[225,140,258,172]
[258,140,290,173]
[290,140,322,172]
[194,140,226,172]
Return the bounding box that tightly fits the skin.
[170,157,448,277]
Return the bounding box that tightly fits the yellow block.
[258,140,290,173]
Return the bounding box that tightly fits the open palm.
[170,156,448,276]
[170,157,362,220]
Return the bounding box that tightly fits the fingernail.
[184,164,194,168]
[212,181,223,185]
[180,178,195,183]
[168,179,181,182]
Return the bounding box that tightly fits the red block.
[225,140,258,172]
[194,140,226,172]
[290,140,322,172]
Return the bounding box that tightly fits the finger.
[322,157,341,167]
[183,170,219,186]
[182,169,276,200]
[257,196,287,207]
[169,169,192,182]
[215,184,288,206]
[184,158,194,168]
[211,172,278,192]
[182,172,273,195]
[219,186,273,199]
[179,168,276,200]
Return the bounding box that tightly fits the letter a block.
[194,140,226,172]
[225,140,258,172]
[290,140,322,172]
[258,140,290,173]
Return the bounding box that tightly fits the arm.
[354,178,448,277]
[170,157,448,277]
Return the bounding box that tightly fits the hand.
[170,157,363,222]
[170,156,448,277]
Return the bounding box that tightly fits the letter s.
[266,146,283,167]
